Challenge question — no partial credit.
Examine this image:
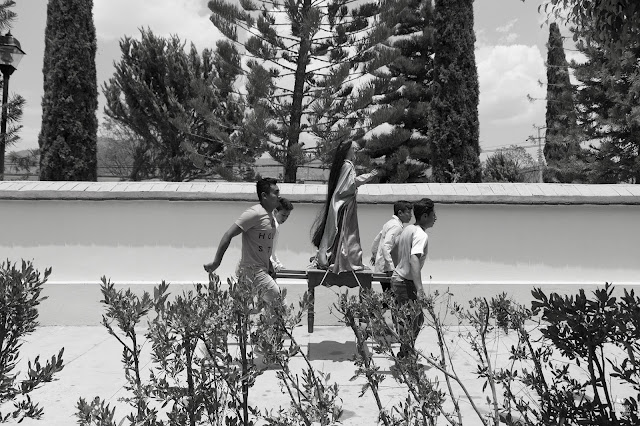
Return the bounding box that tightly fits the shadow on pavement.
[307,340,357,361]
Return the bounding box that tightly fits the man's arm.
[370,231,382,265]
[204,224,243,273]
[409,254,425,299]
[271,253,284,271]
[381,225,401,270]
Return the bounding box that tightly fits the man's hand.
[204,260,220,273]
[417,289,426,301]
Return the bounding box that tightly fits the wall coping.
[1,180,639,205]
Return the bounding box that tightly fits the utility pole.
[528,125,546,183]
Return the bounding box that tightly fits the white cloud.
[477,44,546,148]
[94,0,223,51]
[496,18,518,33]
[494,19,520,44]
[475,28,488,48]
[502,33,519,44]
[565,50,588,85]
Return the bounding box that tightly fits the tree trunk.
[284,0,312,183]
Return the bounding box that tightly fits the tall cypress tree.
[39,0,98,181]
[428,0,480,183]
[543,22,584,182]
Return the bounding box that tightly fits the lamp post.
[0,32,25,180]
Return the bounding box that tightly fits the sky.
[8,0,572,160]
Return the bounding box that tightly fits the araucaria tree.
[39,0,98,181]
[543,22,584,183]
[103,29,243,181]
[359,0,435,183]
[428,0,480,183]
[208,0,384,182]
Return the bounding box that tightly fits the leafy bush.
[338,285,640,425]
[256,292,342,426]
[0,260,64,423]
[76,273,341,426]
[74,272,640,425]
[530,283,640,425]
[336,290,446,426]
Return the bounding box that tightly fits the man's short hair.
[256,177,278,200]
[393,200,413,216]
[277,197,294,212]
[413,198,434,221]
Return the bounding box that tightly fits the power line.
[481,143,539,153]
[529,125,547,183]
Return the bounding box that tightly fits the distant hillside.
[5,142,330,183]
[254,154,328,183]
[5,137,124,180]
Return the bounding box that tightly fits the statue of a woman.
[311,141,379,273]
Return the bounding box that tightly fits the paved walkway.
[13,323,516,425]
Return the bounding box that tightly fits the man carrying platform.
[204,177,284,305]
[370,200,413,293]
[391,198,437,360]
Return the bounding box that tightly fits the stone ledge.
[1,181,639,205]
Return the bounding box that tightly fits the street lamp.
[0,32,25,180]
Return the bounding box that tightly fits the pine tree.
[39,0,98,181]
[428,0,480,183]
[572,23,640,183]
[208,0,388,182]
[543,22,585,183]
[0,0,25,180]
[356,0,435,183]
[0,1,16,28]
[103,30,243,181]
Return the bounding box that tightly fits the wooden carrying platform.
[276,268,391,332]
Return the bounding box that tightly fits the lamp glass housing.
[0,33,25,70]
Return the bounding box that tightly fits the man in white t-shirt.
[370,200,413,293]
[391,197,437,360]
[204,177,282,304]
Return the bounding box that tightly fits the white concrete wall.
[1,182,639,286]
[2,181,639,326]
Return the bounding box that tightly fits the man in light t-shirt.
[204,177,283,304]
[270,197,294,274]
[391,197,437,360]
[370,200,413,293]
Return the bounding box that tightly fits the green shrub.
[76,273,340,426]
[335,283,640,425]
[0,260,64,423]
[531,283,640,425]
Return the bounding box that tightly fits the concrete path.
[12,323,517,426]
[10,282,638,425]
